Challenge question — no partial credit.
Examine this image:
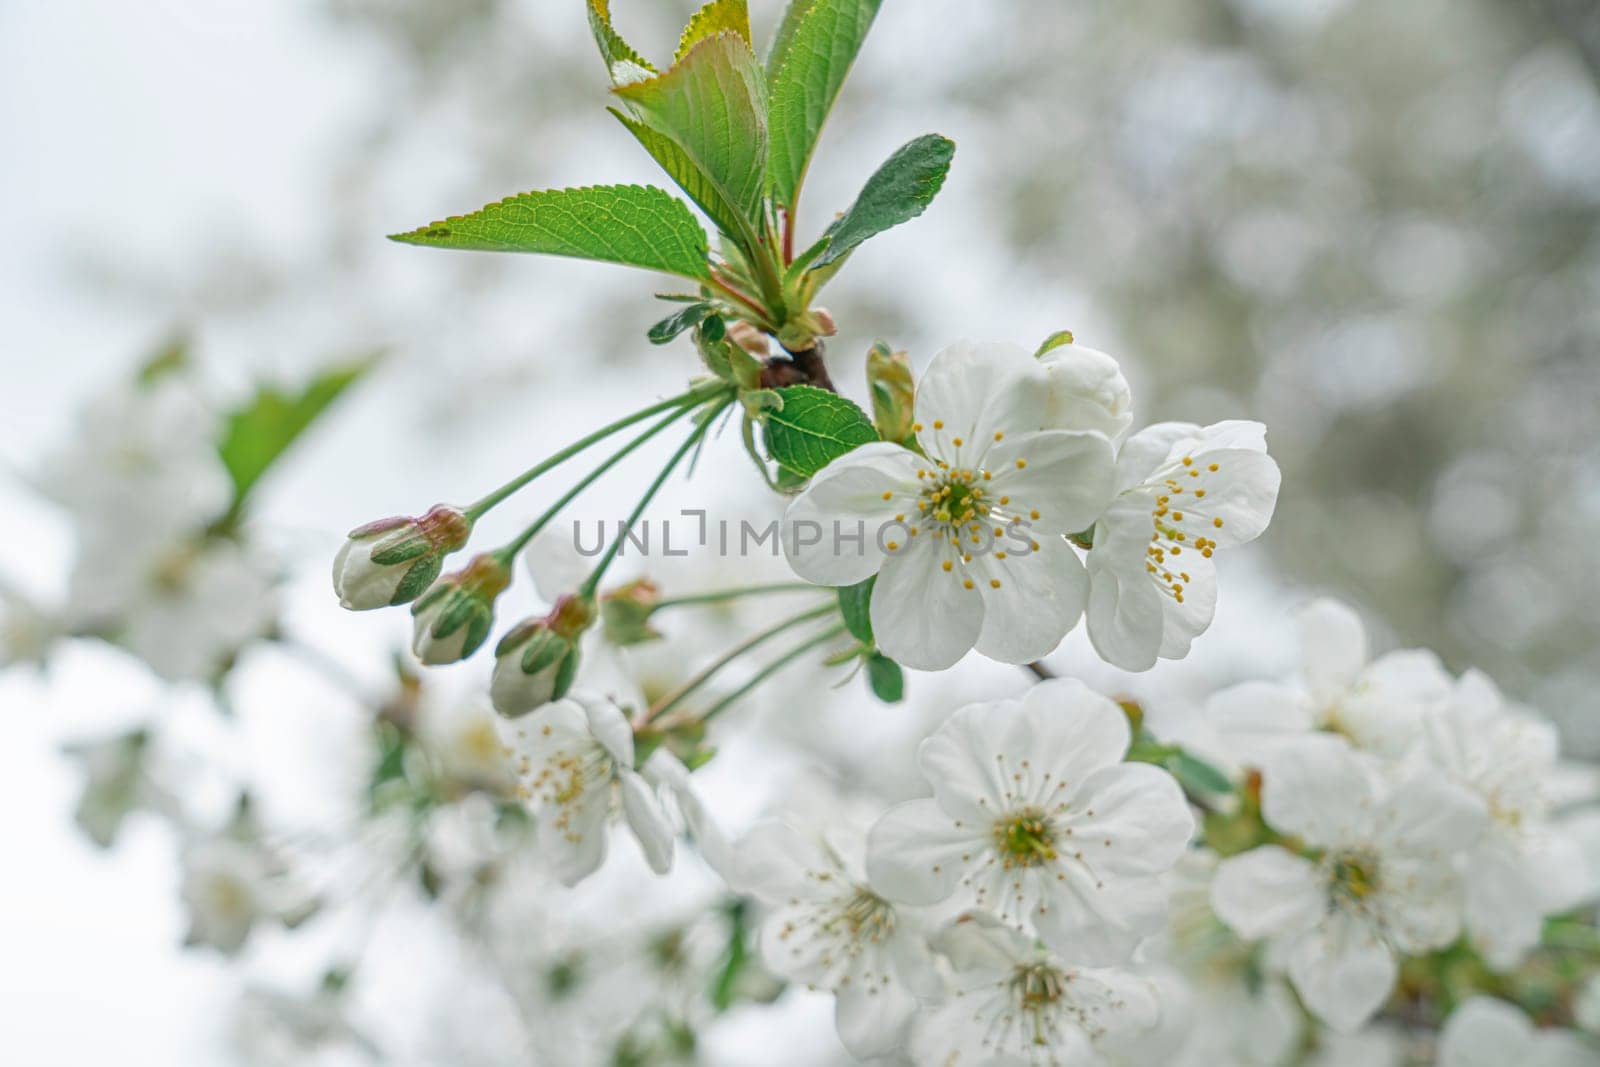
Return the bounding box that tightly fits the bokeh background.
[4,0,1600,1062]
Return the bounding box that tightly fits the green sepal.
[837,576,875,645]
[391,557,444,606]
[1035,330,1076,358]
[865,652,903,703]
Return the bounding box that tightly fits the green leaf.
[648,302,713,344]
[390,185,711,281]
[815,134,955,268]
[866,652,904,703]
[614,34,768,225]
[1035,330,1076,358]
[586,0,656,80]
[218,357,376,513]
[761,384,878,478]
[1165,751,1236,797]
[677,0,751,60]
[767,0,884,210]
[609,108,751,245]
[837,576,875,644]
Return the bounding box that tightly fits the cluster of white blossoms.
[1200,599,1597,1039]
[783,339,1282,672]
[26,372,277,682]
[723,679,1196,1060]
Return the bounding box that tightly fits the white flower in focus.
[1037,341,1134,441]
[1085,421,1281,671]
[784,340,1115,670]
[505,694,674,885]
[1437,997,1596,1067]
[910,912,1160,1065]
[1210,738,1486,1031]
[867,679,1194,964]
[180,837,314,955]
[41,378,232,546]
[71,537,277,682]
[739,812,935,1058]
[1421,670,1588,969]
[1205,598,1451,765]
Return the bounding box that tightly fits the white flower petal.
[1114,422,1200,491]
[1036,342,1134,440]
[1210,846,1324,941]
[1377,773,1486,856]
[870,534,984,671]
[1066,763,1194,877]
[918,701,1022,821]
[970,535,1086,663]
[1259,738,1375,848]
[834,978,917,1060]
[1156,547,1217,660]
[1288,912,1398,1032]
[1169,447,1280,548]
[866,798,982,905]
[1018,678,1132,785]
[914,340,1043,464]
[619,770,674,875]
[1298,599,1369,701]
[1085,531,1167,672]
[782,442,921,586]
[538,789,611,887]
[1438,998,1540,1067]
[985,429,1115,535]
[1031,866,1167,966]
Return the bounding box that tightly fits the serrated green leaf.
[767,0,883,210]
[837,577,874,644]
[677,0,751,60]
[219,357,376,514]
[1165,751,1236,796]
[866,652,904,703]
[609,108,751,245]
[762,384,878,478]
[815,134,955,268]
[615,34,768,225]
[649,302,713,344]
[586,0,656,80]
[390,185,711,281]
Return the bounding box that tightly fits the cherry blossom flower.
[738,811,935,1058]
[504,693,674,885]
[910,912,1160,1065]
[1204,598,1451,766]
[1036,340,1134,441]
[1421,670,1590,968]
[1085,420,1280,671]
[180,837,316,955]
[784,340,1115,670]
[1438,997,1596,1067]
[1210,738,1486,1031]
[866,679,1193,964]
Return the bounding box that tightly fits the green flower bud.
[491,595,594,717]
[333,505,472,611]
[410,553,510,665]
[866,342,915,445]
[600,579,663,647]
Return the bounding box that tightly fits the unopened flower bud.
[726,320,771,358]
[1036,342,1133,440]
[333,505,472,611]
[410,553,511,665]
[491,595,594,717]
[812,307,838,337]
[600,579,662,647]
[866,342,915,444]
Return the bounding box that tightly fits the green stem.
[465,382,724,521]
[653,582,819,612]
[646,604,837,722]
[576,398,732,599]
[695,622,848,725]
[493,403,703,563]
